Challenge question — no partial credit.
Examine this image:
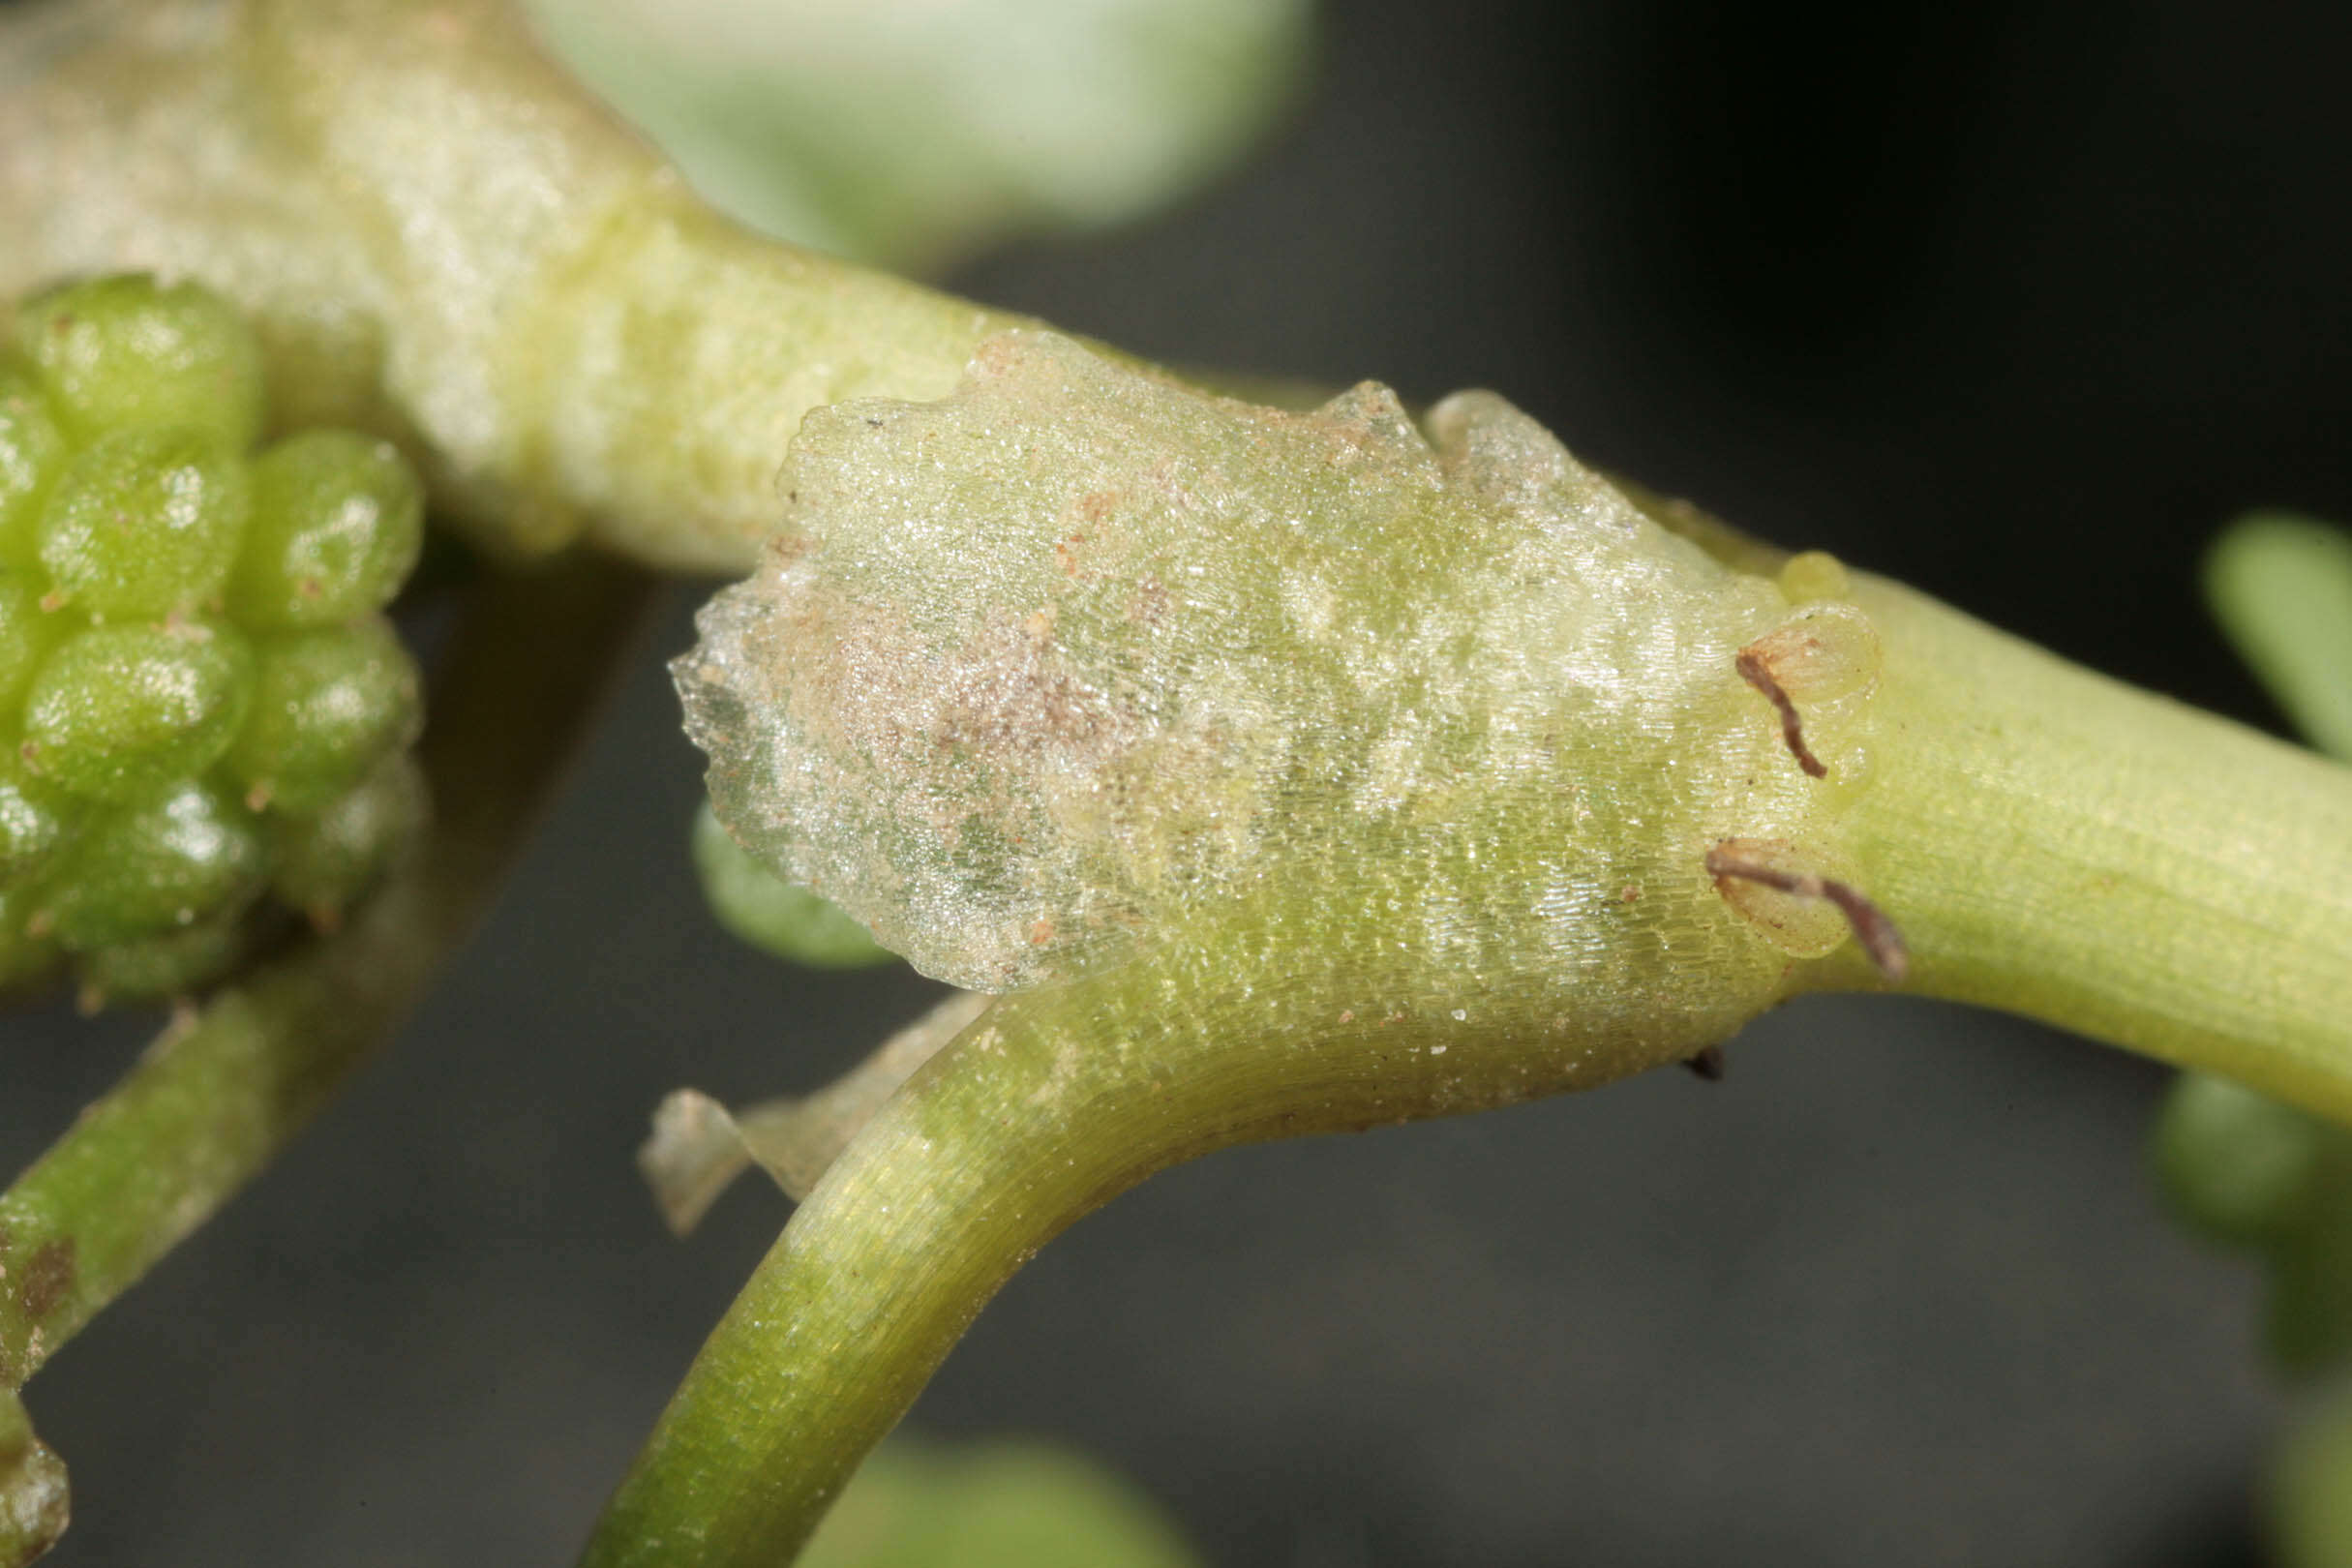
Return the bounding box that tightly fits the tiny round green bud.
[38,427,252,618]
[271,752,429,918]
[0,884,60,992]
[17,274,266,450]
[0,752,72,888]
[21,621,255,801]
[75,915,247,1004]
[692,800,897,969]
[231,431,425,628]
[0,357,69,565]
[226,619,421,815]
[0,569,64,713]
[43,781,264,950]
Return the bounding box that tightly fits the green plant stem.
[0,0,1028,574]
[1841,576,2352,1119]
[582,958,1371,1568]
[587,569,2352,1567]
[0,556,654,1392]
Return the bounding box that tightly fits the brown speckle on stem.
[1707,844,1910,981]
[16,1242,74,1325]
[1736,648,1828,778]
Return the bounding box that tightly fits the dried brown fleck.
[18,1240,75,1323]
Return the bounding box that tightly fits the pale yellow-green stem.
[0,0,1029,573]
[1842,577,2352,1119]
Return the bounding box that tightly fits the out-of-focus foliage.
[2158,511,2352,1565]
[2154,1073,2352,1372]
[2272,1388,2352,1568]
[2209,514,2352,763]
[799,1440,1199,1568]
[0,1388,68,1567]
[2155,512,2352,1373]
[528,0,1312,273]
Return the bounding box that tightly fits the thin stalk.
[0,556,654,1391]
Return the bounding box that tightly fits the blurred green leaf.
[2156,511,2352,1378]
[528,0,1312,273]
[2155,1074,2352,1374]
[2154,1073,2330,1246]
[800,1439,1200,1568]
[2207,512,2352,763]
[2270,1383,2352,1568]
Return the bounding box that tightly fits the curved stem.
[589,571,2352,1568]
[0,556,654,1392]
[583,979,1180,1567]
[585,900,1695,1567]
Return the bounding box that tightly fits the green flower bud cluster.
[0,275,427,1004]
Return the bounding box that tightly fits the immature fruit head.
[0,274,432,1005]
[0,361,68,561]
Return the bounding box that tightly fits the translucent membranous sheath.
[605,332,2352,1565]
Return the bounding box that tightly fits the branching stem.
[586,573,2352,1567]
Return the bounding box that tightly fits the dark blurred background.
[8,1,2352,1563]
